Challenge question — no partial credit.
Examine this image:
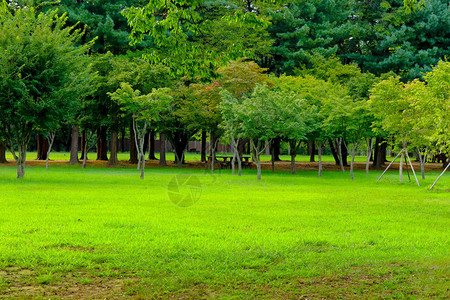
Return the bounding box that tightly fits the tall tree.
[0,3,92,178]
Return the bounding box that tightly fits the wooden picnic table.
[207,155,252,169]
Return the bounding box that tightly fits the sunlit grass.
[0,166,448,298]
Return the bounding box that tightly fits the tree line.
[0,0,448,180]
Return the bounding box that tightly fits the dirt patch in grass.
[162,262,449,299]
[0,268,139,299]
[0,263,448,299]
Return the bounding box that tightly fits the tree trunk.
[341,140,348,167]
[45,132,55,170]
[97,127,108,161]
[318,141,323,177]
[80,130,86,161]
[209,131,220,172]
[308,141,315,162]
[159,133,166,166]
[0,141,7,163]
[107,131,119,165]
[350,145,357,181]
[374,138,387,170]
[148,130,157,160]
[337,138,345,172]
[69,125,79,165]
[366,138,373,174]
[36,134,49,160]
[329,139,340,166]
[201,130,207,162]
[399,152,404,182]
[17,142,27,179]
[272,138,281,161]
[169,131,189,169]
[256,159,262,180]
[129,122,138,164]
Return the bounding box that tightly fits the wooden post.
[405,150,420,186]
[429,163,450,190]
[377,149,403,183]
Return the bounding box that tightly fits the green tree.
[109,83,171,179]
[0,3,92,178]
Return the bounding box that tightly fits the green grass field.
[0,165,448,298]
[5,151,378,163]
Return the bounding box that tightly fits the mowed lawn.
[0,165,448,299]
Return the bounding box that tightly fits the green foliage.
[122,1,277,79]
[0,2,92,141]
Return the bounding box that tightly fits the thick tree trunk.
[159,133,166,166]
[329,139,340,166]
[170,131,189,169]
[341,140,348,167]
[272,138,281,161]
[36,134,49,160]
[129,122,138,164]
[308,141,315,162]
[373,138,387,170]
[96,127,108,161]
[107,131,119,165]
[201,130,207,162]
[0,141,7,163]
[148,130,157,160]
[69,125,79,165]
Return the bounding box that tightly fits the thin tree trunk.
[82,131,94,169]
[159,133,166,166]
[45,132,55,170]
[107,131,119,165]
[318,141,323,177]
[399,151,404,182]
[337,138,345,172]
[366,138,373,174]
[350,145,357,181]
[271,143,275,173]
[201,130,206,162]
[272,138,281,161]
[308,141,315,162]
[69,125,79,165]
[0,141,7,163]
[210,131,219,172]
[129,122,138,164]
[417,147,427,180]
[80,130,86,160]
[17,142,27,179]
[329,139,340,166]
